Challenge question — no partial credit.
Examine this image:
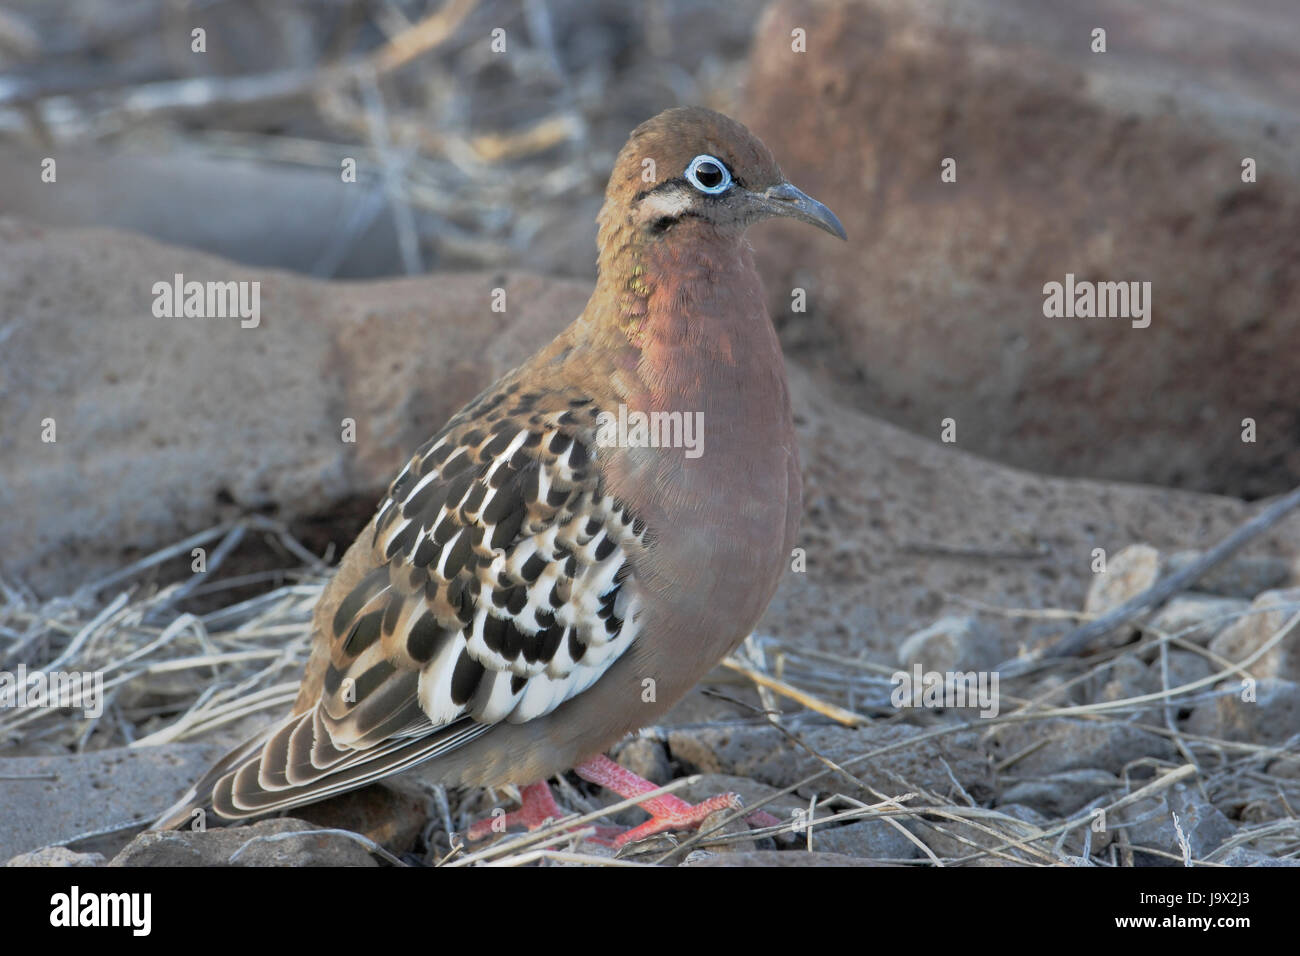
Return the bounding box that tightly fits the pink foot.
[574,754,780,848]
[467,781,560,842]
[466,781,620,843]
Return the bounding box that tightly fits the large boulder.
[743,0,1300,497]
[0,218,577,595]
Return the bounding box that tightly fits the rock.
[0,145,414,280]
[681,849,893,867]
[110,818,379,867]
[1112,795,1167,866]
[6,846,106,867]
[905,804,1048,865]
[0,218,585,596]
[0,742,227,864]
[1147,595,1252,646]
[1165,552,1291,600]
[1267,753,1300,779]
[805,818,920,860]
[668,723,993,804]
[1215,847,1300,867]
[1094,654,1157,717]
[1084,545,1163,618]
[694,808,758,855]
[1207,588,1300,681]
[999,769,1121,817]
[986,719,1174,776]
[1091,650,1211,719]
[745,0,1300,498]
[1167,785,1237,861]
[671,773,807,823]
[1184,678,1300,744]
[1157,650,1215,692]
[613,737,673,786]
[1121,785,1235,865]
[666,773,808,849]
[292,781,429,856]
[1067,796,1116,857]
[896,615,1001,673]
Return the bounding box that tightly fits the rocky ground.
[2,532,1298,867]
[1,0,1298,866]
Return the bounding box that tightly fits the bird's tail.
[149,718,289,831]
[151,704,490,830]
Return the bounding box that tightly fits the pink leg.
[466,781,622,844]
[574,754,782,848]
[466,781,561,842]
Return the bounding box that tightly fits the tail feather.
[150,708,491,830]
[150,718,287,831]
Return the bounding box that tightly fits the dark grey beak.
[761,182,847,240]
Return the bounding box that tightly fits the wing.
[205,380,651,820]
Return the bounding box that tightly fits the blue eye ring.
[685,154,732,194]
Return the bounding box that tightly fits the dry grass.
[3,516,1297,867]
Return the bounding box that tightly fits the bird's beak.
[759,182,847,240]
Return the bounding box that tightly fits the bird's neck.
[581,216,784,412]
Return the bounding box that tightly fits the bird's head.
[599,106,846,245]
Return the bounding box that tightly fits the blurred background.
[0,0,766,279]
[3,0,1300,869]
[1,0,1298,591]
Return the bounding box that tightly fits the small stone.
[6,846,106,867]
[1147,594,1251,645]
[1215,847,1300,867]
[999,769,1121,817]
[1064,796,1115,856]
[1207,588,1300,681]
[672,773,804,819]
[1093,651,1212,721]
[1266,753,1300,779]
[1184,678,1300,744]
[671,773,805,849]
[1167,785,1236,860]
[986,718,1173,776]
[1095,654,1157,717]
[681,850,893,867]
[109,818,380,867]
[896,615,1000,673]
[613,737,672,786]
[668,723,993,805]
[1122,785,1235,865]
[1085,545,1163,617]
[904,804,1047,865]
[1157,650,1214,691]
[1165,552,1290,599]
[694,807,756,854]
[293,781,428,855]
[806,818,920,860]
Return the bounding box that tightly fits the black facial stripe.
[649,209,704,233]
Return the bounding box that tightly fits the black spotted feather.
[159,382,651,824]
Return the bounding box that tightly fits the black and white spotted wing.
[205,384,651,820]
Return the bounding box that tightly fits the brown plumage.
[153,107,845,840]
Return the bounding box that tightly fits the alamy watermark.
[151,273,261,328]
[594,403,704,459]
[1042,273,1151,329]
[0,664,103,719]
[891,664,1000,718]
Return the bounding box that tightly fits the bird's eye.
[685,155,732,194]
